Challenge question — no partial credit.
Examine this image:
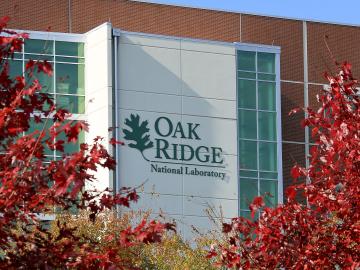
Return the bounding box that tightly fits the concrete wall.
[85,23,113,191]
[116,33,238,237]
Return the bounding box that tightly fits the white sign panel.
[117,33,238,235]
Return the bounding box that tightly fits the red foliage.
[208,64,360,268]
[0,17,174,269]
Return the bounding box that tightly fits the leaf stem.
[141,151,150,162]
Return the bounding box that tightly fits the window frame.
[235,43,282,216]
[17,31,87,160]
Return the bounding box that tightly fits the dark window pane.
[258,73,276,81]
[56,95,85,114]
[238,109,257,139]
[259,171,278,179]
[26,118,53,156]
[56,63,85,95]
[258,112,277,141]
[56,123,85,155]
[238,71,256,79]
[7,59,22,79]
[55,56,85,64]
[56,41,84,57]
[240,178,258,209]
[239,140,257,170]
[24,54,53,61]
[240,210,259,220]
[36,94,54,111]
[259,142,277,171]
[238,79,256,109]
[25,62,54,93]
[258,81,276,111]
[257,52,275,73]
[260,180,278,207]
[237,51,255,71]
[239,170,258,178]
[14,52,22,59]
[25,39,53,55]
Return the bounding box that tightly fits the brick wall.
[241,15,304,82]
[1,0,240,42]
[307,22,360,83]
[1,0,68,32]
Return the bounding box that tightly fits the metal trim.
[303,21,310,188]
[113,28,281,52]
[113,35,120,198]
[9,29,85,42]
[275,51,283,204]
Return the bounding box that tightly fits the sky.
[137,0,360,25]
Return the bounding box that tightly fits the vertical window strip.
[237,49,280,215]
[17,38,86,160]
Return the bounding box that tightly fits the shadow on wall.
[115,35,239,237]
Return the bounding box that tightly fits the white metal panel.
[131,193,183,215]
[118,43,181,95]
[181,39,235,55]
[182,153,238,199]
[118,90,182,114]
[181,50,236,100]
[181,115,237,155]
[118,146,184,195]
[119,33,180,49]
[183,196,238,218]
[182,96,236,119]
[84,23,113,191]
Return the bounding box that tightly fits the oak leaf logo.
[123,114,153,161]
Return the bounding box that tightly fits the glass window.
[56,124,85,156]
[56,63,85,95]
[38,94,54,111]
[56,95,85,114]
[258,112,277,141]
[24,54,53,61]
[14,38,85,115]
[27,118,52,137]
[258,81,276,111]
[239,170,258,178]
[8,59,22,79]
[26,67,54,93]
[55,56,85,64]
[259,142,277,171]
[238,70,256,79]
[56,41,84,57]
[25,39,53,55]
[257,52,275,73]
[258,73,275,81]
[239,140,257,170]
[237,49,280,212]
[260,180,278,207]
[240,210,259,220]
[259,171,277,180]
[13,52,22,59]
[237,51,255,71]
[240,178,258,209]
[238,109,257,139]
[26,118,53,156]
[238,79,256,109]
[16,38,86,164]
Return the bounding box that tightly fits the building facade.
[2,0,360,236]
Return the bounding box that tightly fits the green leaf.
[123,114,153,159]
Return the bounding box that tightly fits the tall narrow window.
[237,48,281,217]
